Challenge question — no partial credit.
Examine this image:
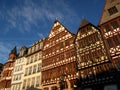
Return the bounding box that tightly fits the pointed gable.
[10,46,17,55]
[43,19,75,50]
[79,18,90,28]
[75,19,100,42]
[48,20,74,39]
[8,46,17,60]
[99,0,120,25]
[48,20,62,39]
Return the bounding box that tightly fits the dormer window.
[108,6,118,15]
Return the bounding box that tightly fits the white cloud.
[38,33,44,39]
[0,0,79,33]
[0,0,80,63]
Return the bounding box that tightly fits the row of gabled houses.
[0,0,120,90]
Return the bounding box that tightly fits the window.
[12,85,15,90]
[33,65,36,73]
[107,38,114,48]
[19,74,21,80]
[13,76,15,81]
[21,65,23,70]
[34,54,37,61]
[60,42,63,49]
[86,54,90,61]
[66,51,70,59]
[27,58,29,64]
[111,21,119,29]
[28,48,31,54]
[65,40,69,46]
[39,52,42,59]
[25,68,28,76]
[104,25,111,32]
[36,76,40,87]
[14,67,17,72]
[36,44,39,51]
[80,28,86,34]
[34,46,37,51]
[91,51,97,62]
[39,42,43,49]
[59,54,64,61]
[38,63,41,72]
[30,56,33,63]
[70,39,73,45]
[18,84,21,90]
[32,47,34,53]
[16,75,18,80]
[19,65,21,71]
[94,33,99,42]
[81,55,86,62]
[31,77,35,87]
[97,49,104,57]
[27,78,31,88]
[29,66,32,75]
[108,6,118,15]
[113,35,120,46]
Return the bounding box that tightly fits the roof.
[10,46,17,55]
[47,19,75,39]
[99,0,120,25]
[79,18,90,28]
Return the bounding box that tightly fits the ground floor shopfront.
[42,79,77,90]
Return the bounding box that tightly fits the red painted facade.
[42,20,77,90]
[0,47,17,90]
[99,0,120,71]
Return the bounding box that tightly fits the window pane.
[107,39,114,48]
[111,21,119,29]
[113,35,120,46]
[108,6,118,15]
[104,25,111,32]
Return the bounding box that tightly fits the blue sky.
[0,0,105,64]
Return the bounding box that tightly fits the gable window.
[108,6,118,15]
